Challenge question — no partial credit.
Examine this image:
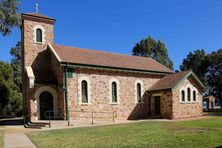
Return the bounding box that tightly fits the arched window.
[137,83,141,102]
[181,90,185,102]
[81,80,88,103]
[36,28,42,42]
[187,87,191,101]
[112,82,117,103]
[193,91,196,101]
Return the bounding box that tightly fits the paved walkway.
[4,126,37,148]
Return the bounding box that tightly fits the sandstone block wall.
[150,91,173,119]
[22,19,54,66]
[22,16,58,120]
[172,76,203,119]
[67,68,162,120]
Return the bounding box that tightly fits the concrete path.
[4,126,37,148]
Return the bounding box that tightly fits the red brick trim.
[22,13,55,25]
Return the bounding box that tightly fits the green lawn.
[28,117,222,148]
[0,127,3,147]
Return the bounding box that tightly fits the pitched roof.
[148,70,205,91]
[204,95,216,99]
[50,44,174,74]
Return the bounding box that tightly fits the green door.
[40,92,54,120]
[155,96,161,115]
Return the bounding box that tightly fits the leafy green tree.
[156,40,174,70]
[132,36,174,70]
[0,42,22,116]
[205,49,222,105]
[180,49,208,82]
[0,0,20,36]
[180,48,222,106]
[0,61,13,113]
[8,41,22,115]
[10,41,22,91]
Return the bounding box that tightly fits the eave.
[60,62,173,76]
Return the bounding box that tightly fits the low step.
[29,121,49,126]
[24,124,42,129]
[27,123,46,127]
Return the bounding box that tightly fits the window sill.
[191,101,198,103]
[110,102,119,105]
[135,101,142,104]
[35,41,44,45]
[180,102,186,104]
[81,103,90,106]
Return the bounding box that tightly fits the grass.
[28,117,222,148]
[0,127,3,147]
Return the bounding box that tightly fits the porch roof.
[148,70,205,92]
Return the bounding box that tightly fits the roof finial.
[35,2,38,14]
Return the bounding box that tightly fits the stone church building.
[21,13,205,122]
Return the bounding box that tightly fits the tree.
[180,49,208,82]
[180,48,222,107]
[0,61,13,113]
[132,36,174,70]
[9,41,22,115]
[10,41,22,91]
[205,49,222,105]
[0,0,20,36]
[0,42,22,116]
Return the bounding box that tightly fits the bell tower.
[21,13,56,116]
[21,13,56,67]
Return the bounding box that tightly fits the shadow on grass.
[0,118,23,126]
[204,113,222,117]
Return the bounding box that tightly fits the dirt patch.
[169,128,210,134]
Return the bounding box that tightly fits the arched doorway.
[39,91,54,120]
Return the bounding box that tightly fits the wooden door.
[155,96,161,115]
[40,91,54,120]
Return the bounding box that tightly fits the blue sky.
[1,0,222,70]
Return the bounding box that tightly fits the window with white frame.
[181,90,185,102]
[134,80,143,103]
[180,84,198,103]
[112,82,117,103]
[109,78,120,104]
[81,80,88,103]
[193,90,196,102]
[33,25,45,44]
[187,87,191,102]
[36,28,42,42]
[78,76,91,104]
[136,83,142,102]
